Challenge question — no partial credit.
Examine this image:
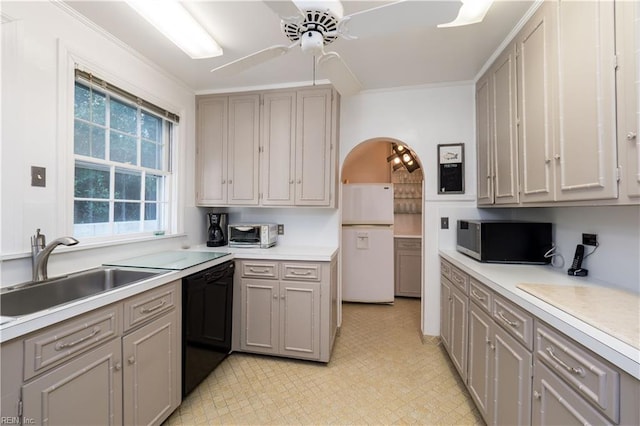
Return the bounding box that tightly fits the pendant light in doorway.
[387,143,420,173]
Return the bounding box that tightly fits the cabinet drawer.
[492,293,534,350]
[440,259,452,281]
[124,282,177,332]
[24,304,121,380]
[241,261,278,279]
[449,265,469,294]
[535,323,619,423]
[396,239,421,250]
[282,263,321,281]
[469,278,492,313]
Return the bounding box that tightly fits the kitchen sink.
[0,267,168,317]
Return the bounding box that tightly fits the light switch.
[441,217,449,229]
[31,166,46,187]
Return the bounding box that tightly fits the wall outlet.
[582,233,598,246]
[441,217,449,229]
[277,224,284,235]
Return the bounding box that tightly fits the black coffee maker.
[206,212,228,247]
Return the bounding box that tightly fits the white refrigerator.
[342,183,394,303]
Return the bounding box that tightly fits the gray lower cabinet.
[123,309,179,426]
[394,238,421,297]
[441,256,640,426]
[237,259,337,362]
[440,260,469,381]
[3,281,181,426]
[468,289,532,426]
[22,338,123,425]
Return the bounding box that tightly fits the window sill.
[1,233,187,261]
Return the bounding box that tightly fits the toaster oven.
[228,224,278,248]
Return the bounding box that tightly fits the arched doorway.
[340,138,424,316]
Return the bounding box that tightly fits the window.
[73,72,177,239]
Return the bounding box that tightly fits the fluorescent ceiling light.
[438,0,494,28]
[125,0,223,59]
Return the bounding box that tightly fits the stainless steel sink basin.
[0,267,167,317]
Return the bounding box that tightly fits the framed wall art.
[437,143,464,194]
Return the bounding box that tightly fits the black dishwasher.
[182,260,234,397]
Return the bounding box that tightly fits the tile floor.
[165,298,483,425]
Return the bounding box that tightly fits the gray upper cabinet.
[294,88,335,206]
[197,94,260,205]
[553,0,617,202]
[516,1,556,204]
[489,45,520,205]
[617,0,640,201]
[476,74,493,205]
[261,91,297,206]
[479,0,636,206]
[197,86,338,207]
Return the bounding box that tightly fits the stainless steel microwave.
[456,220,552,264]
[228,224,278,248]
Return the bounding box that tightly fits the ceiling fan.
[210,0,478,97]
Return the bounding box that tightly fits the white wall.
[0,1,200,286]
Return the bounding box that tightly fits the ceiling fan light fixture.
[125,0,223,59]
[437,0,494,28]
[300,31,325,55]
[293,0,344,19]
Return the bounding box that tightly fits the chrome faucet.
[31,229,79,281]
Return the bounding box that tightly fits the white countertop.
[189,244,339,261]
[440,250,640,380]
[394,234,422,239]
[0,244,338,343]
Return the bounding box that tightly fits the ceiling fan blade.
[263,0,302,19]
[211,44,295,77]
[317,52,361,97]
[343,1,461,39]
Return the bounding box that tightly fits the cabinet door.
[228,94,260,205]
[440,279,452,350]
[279,281,320,360]
[295,88,333,206]
[491,46,519,205]
[123,311,178,426]
[532,360,610,426]
[554,0,617,201]
[22,338,123,426]
[394,239,421,297]
[261,91,296,205]
[197,96,227,205]
[492,325,532,426]
[516,2,556,203]
[476,73,494,205]
[240,278,279,354]
[467,303,493,424]
[449,284,468,381]
[618,0,640,199]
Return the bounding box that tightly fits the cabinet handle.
[297,179,302,184]
[486,340,495,350]
[54,326,100,350]
[497,311,519,328]
[140,300,166,314]
[229,179,233,184]
[545,158,551,164]
[554,154,561,160]
[249,267,269,273]
[289,180,294,184]
[545,346,585,377]
[273,294,278,300]
[114,362,122,371]
[627,132,637,141]
[222,179,226,184]
[533,390,541,400]
[290,270,311,276]
[471,289,485,301]
[128,356,136,365]
[281,293,285,300]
